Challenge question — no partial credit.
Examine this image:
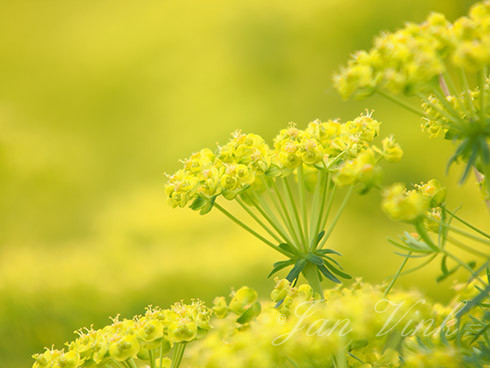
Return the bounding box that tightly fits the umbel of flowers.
[32,279,489,368]
[164,112,402,294]
[32,300,212,368]
[334,1,490,195]
[379,178,489,303]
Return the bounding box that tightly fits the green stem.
[159,338,165,368]
[297,165,309,246]
[432,218,490,245]
[310,171,329,250]
[110,360,127,368]
[214,202,288,256]
[283,176,308,252]
[265,178,299,248]
[441,250,485,286]
[460,68,477,118]
[445,209,490,239]
[302,262,323,297]
[384,252,411,297]
[482,163,490,199]
[396,254,438,277]
[414,221,440,252]
[249,194,296,249]
[149,349,156,368]
[375,89,425,116]
[170,342,187,368]
[417,93,464,133]
[319,183,336,234]
[318,186,354,249]
[446,236,489,258]
[441,71,473,119]
[438,74,450,96]
[308,171,323,246]
[271,179,302,250]
[431,88,465,126]
[236,197,282,243]
[480,66,487,125]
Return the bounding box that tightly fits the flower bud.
[229,286,258,315]
[109,335,140,362]
[381,136,403,162]
[382,183,430,222]
[212,296,229,319]
[416,179,447,206]
[137,320,164,342]
[271,279,291,302]
[167,321,198,343]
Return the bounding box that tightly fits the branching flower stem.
[430,217,490,245]
[318,186,354,249]
[297,166,309,243]
[170,343,187,368]
[269,180,302,249]
[460,68,478,117]
[283,177,308,253]
[249,195,297,249]
[214,202,289,256]
[384,252,411,297]
[375,89,425,116]
[235,197,282,244]
[480,66,487,125]
[445,209,490,239]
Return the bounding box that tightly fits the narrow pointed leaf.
[306,254,324,266]
[285,259,306,283]
[318,264,341,283]
[278,243,296,256]
[267,260,294,278]
[324,260,352,279]
[316,248,342,256]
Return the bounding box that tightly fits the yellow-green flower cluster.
[32,300,211,368]
[33,280,486,368]
[421,79,490,138]
[334,2,490,99]
[381,179,447,223]
[187,280,439,368]
[213,286,262,324]
[165,113,402,212]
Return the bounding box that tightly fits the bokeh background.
[0,0,487,366]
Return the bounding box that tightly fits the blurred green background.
[0,0,487,366]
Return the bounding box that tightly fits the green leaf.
[315,248,342,256]
[286,259,306,283]
[479,134,489,164]
[199,196,216,215]
[267,259,294,278]
[322,255,343,268]
[306,254,324,266]
[236,302,261,324]
[278,243,296,256]
[316,231,325,245]
[459,145,478,184]
[441,255,448,275]
[318,264,340,283]
[446,138,470,175]
[189,196,206,211]
[324,260,352,279]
